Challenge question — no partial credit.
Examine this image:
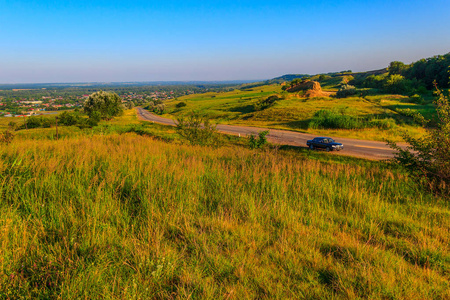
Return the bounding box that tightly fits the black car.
[307,137,343,151]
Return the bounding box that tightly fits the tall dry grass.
[0,133,449,299]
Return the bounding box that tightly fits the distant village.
[0,89,183,118]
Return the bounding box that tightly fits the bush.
[309,110,397,130]
[409,94,422,104]
[24,116,54,129]
[388,85,450,196]
[336,85,357,98]
[248,130,269,149]
[145,101,166,115]
[25,116,42,129]
[176,102,187,108]
[254,95,280,111]
[176,113,220,146]
[57,111,99,129]
[367,118,396,129]
[395,108,427,125]
[154,104,166,115]
[309,110,363,129]
[58,111,80,126]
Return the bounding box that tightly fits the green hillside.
[160,80,434,142]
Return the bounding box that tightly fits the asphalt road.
[136,107,403,160]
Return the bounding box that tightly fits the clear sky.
[1,0,450,83]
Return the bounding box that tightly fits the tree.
[388,61,407,75]
[125,101,135,109]
[58,111,80,126]
[383,74,410,94]
[83,91,124,120]
[388,83,450,196]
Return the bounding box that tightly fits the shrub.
[309,110,363,129]
[336,85,357,98]
[40,118,52,128]
[146,100,166,115]
[308,110,397,130]
[176,113,219,146]
[409,94,422,103]
[57,111,99,129]
[395,108,427,125]
[367,118,396,129]
[176,102,187,108]
[154,104,166,115]
[58,111,80,126]
[248,130,269,149]
[25,116,45,129]
[388,84,450,196]
[254,95,280,111]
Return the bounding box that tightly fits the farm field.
[1,110,449,299]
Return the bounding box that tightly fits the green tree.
[388,84,450,196]
[58,111,80,126]
[384,74,410,94]
[388,61,407,75]
[125,101,135,109]
[83,91,124,120]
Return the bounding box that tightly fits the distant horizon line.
[0,79,268,86]
[0,67,393,86]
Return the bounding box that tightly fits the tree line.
[352,52,450,94]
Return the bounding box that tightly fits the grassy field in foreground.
[161,84,433,142]
[0,111,449,299]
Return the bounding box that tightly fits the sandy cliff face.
[286,80,333,98]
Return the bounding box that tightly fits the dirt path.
[136,107,403,160]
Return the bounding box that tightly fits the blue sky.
[1,0,450,83]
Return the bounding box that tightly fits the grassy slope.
[0,110,449,299]
[162,82,434,142]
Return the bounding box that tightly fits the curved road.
[136,107,403,160]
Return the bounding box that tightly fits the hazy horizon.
[2,0,450,84]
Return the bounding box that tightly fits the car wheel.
[309,144,314,150]
[326,147,331,152]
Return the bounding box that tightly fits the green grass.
[0,111,449,299]
[161,84,435,142]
